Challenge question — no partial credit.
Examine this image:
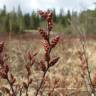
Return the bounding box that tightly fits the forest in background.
[0,5,96,35]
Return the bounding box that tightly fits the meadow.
[0,32,95,96]
[0,10,96,96]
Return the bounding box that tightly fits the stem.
[26,88,28,96]
[7,78,16,96]
[26,74,30,96]
[80,39,96,95]
[83,75,91,96]
[19,88,22,96]
[35,10,53,96]
[69,14,95,95]
[35,68,48,96]
[48,85,55,96]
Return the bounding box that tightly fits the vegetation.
[1,4,96,96]
[0,5,96,35]
[0,10,61,96]
[0,5,71,34]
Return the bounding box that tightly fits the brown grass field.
[0,32,96,96]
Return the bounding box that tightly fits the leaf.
[49,57,60,67]
[1,87,10,94]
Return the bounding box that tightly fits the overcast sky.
[0,0,96,13]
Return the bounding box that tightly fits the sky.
[0,0,96,13]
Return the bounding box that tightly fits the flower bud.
[10,73,16,85]
[50,36,60,48]
[43,40,50,53]
[48,21,53,31]
[0,41,4,53]
[23,82,28,89]
[45,52,50,62]
[27,51,32,61]
[92,72,96,86]
[0,56,4,66]
[28,78,32,84]
[0,70,8,79]
[38,28,48,40]
[30,58,35,66]
[1,87,10,94]
[4,64,9,74]
[39,60,46,72]
[49,57,60,67]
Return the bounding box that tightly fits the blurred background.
[0,0,96,37]
[0,1,96,95]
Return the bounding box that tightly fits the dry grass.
[0,34,96,95]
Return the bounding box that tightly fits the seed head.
[51,36,60,48]
[49,57,60,67]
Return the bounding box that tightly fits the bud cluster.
[38,28,48,40]
[78,51,87,72]
[0,42,9,79]
[26,51,37,77]
[50,36,60,48]
[0,10,61,96]
[77,49,96,95]
[0,41,17,96]
[92,72,96,87]
[38,10,53,31]
[23,51,37,95]
[34,10,60,96]
[39,60,46,72]
[38,10,60,72]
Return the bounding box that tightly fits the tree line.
[0,5,72,34]
[0,5,96,35]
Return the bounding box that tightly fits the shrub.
[0,10,60,96]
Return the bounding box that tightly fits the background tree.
[17,5,24,33]
[24,13,30,29]
[30,11,40,29]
